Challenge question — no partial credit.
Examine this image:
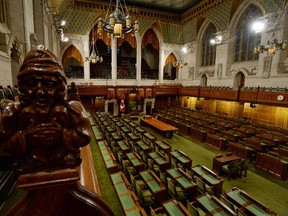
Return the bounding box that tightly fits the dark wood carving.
[0,45,91,174]
[0,46,114,215]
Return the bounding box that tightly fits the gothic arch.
[61,41,84,63]
[200,74,208,87]
[233,71,245,89]
[229,0,265,32]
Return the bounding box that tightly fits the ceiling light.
[96,0,139,39]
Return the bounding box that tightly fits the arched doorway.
[233,72,245,89]
[163,53,177,80]
[62,45,84,79]
[200,74,207,87]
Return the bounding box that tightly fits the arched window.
[234,4,263,62]
[201,23,217,67]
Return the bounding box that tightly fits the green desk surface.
[128,133,139,140]
[149,152,158,158]
[227,191,271,216]
[126,210,141,216]
[103,154,112,161]
[147,180,161,192]
[111,173,123,184]
[105,160,116,168]
[116,122,124,127]
[175,177,193,189]
[131,159,141,166]
[101,149,109,155]
[167,169,182,179]
[106,126,115,132]
[121,126,130,133]
[136,141,145,146]
[127,153,136,160]
[171,152,190,163]
[155,140,169,148]
[246,204,271,216]
[115,183,128,196]
[135,126,146,133]
[144,133,156,140]
[197,195,228,215]
[226,191,248,205]
[155,157,166,165]
[120,195,135,211]
[163,201,184,216]
[140,171,153,181]
[192,166,220,185]
[111,132,121,140]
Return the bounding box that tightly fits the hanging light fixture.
[254,35,288,55]
[85,26,103,64]
[96,0,139,39]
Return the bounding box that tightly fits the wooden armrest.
[131,191,139,202]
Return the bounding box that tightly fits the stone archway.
[143,98,155,115]
[105,99,118,116]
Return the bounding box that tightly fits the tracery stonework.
[263,55,272,79]
[0,45,91,173]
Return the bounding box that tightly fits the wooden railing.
[76,85,288,107]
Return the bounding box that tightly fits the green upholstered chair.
[167,178,186,201]
[159,172,167,186]
[238,159,250,177]
[136,184,155,206]
[220,194,235,211]
[221,160,240,180]
[0,89,5,100]
[195,176,214,195]
[187,201,200,216]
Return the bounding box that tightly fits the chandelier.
[173,60,188,68]
[96,0,139,39]
[254,37,288,55]
[85,27,103,64]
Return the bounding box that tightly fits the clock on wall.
[277,95,285,101]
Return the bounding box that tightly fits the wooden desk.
[125,152,145,172]
[225,187,278,216]
[192,165,223,198]
[196,194,235,216]
[170,150,192,170]
[153,140,172,155]
[142,132,157,145]
[134,140,153,155]
[126,132,140,142]
[166,168,197,201]
[147,152,170,172]
[140,116,178,138]
[162,199,191,216]
[139,170,169,204]
[212,155,241,175]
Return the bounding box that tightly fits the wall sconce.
[210,35,223,45]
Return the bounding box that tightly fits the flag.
[120,98,125,113]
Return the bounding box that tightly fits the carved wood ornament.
[0,45,114,216]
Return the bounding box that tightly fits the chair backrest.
[237,208,247,216]
[167,179,176,196]
[220,194,234,211]
[228,160,239,171]
[195,176,206,194]
[239,159,249,171]
[0,89,5,100]
[187,202,200,216]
